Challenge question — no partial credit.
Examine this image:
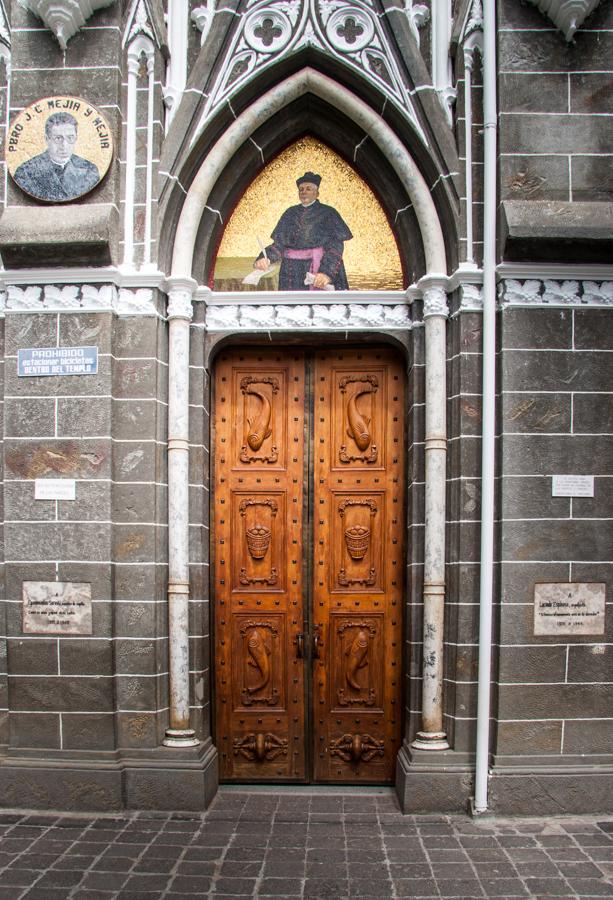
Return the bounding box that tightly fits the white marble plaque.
[534,583,605,636]
[22,581,92,635]
[552,474,594,497]
[34,478,76,500]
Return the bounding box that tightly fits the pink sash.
[284,247,324,289]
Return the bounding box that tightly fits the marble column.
[164,278,199,747]
[412,282,450,750]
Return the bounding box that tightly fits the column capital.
[167,277,197,321]
[422,285,449,319]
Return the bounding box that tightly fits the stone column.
[164,278,199,747]
[412,282,450,750]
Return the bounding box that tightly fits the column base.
[395,744,473,813]
[411,731,449,751]
[163,728,200,748]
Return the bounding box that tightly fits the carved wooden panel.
[312,350,404,783]
[214,350,306,781]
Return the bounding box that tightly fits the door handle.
[296,632,304,659]
[313,627,322,659]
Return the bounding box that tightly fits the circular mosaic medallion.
[6,96,113,203]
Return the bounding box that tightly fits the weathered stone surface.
[9,711,61,748]
[5,439,110,479]
[575,310,613,350]
[498,683,613,720]
[113,317,160,358]
[499,30,613,73]
[501,154,570,202]
[570,73,613,114]
[9,674,114,711]
[115,675,161,711]
[501,434,613,475]
[0,766,122,811]
[5,522,111,562]
[116,711,158,748]
[501,200,613,261]
[59,639,112,675]
[495,720,562,754]
[5,314,59,355]
[501,308,572,350]
[564,718,613,753]
[0,204,119,267]
[113,525,157,563]
[60,313,112,354]
[7,638,57,674]
[114,602,159,638]
[499,73,567,113]
[501,476,570,520]
[573,393,613,434]
[567,643,612,683]
[572,155,613,202]
[57,397,112,437]
[5,397,55,437]
[61,712,115,750]
[112,441,156,483]
[112,399,158,441]
[502,518,613,562]
[114,639,161,676]
[5,482,56,521]
[503,393,570,433]
[498,645,567,682]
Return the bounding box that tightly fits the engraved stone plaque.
[534,583,605,636]
[23,581,92,635]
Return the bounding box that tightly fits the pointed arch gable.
[169,68,448,281]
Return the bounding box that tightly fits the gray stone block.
[115,675,161,711]
[502,517,613,562]
[501,434,613,475]
[5,521,111,562]
[0,204,119,267]
[9,712,61,748]
[573,478,613,519]
[112,482,156,523]
[59,481,111,521]
[498,683,613,720]
[396,746,473,813]
[57,397,112,438]
[501,308,572,349]
[59,639,112,676]
[564,719,613,754]
[116,711,158,748]
[501,475,570,520]
[567,644,611,683]
[573,393,613,435]
[5,314,59,355]
[499,73,567,113]
[61,712,115,750]
[5,438,111,480]
[124,743,218,810]
[501,154,570,203]
[5,397,55,438]
[112,441,156,483]
[9,674,114,712]
[113,524,157,564]
[113,316,160,358]
[500,200,613,262]
[488,769,613,815]
[7,638,57,674]
[112,399,158,441]
[499,30,613,73]
[495,719,562,755]
[114,639,160,675]
[570,73,613,114]
[574,310,613,350]
[5,482,55,521]
[0,764,122,810]
[571,155,613,202]
[112,358,160,399]
[60,312,113,354]
[57,563,112,603]
[114,602,159,638]
[498,644,566,682]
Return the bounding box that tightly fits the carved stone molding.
[460,283,483,310]
[191,0,215,46]
[4,284,158,315]
[526,0,602,40]
[167,288,194,320]
[404,1,430,47]
[18,0,115,50]
[205,302,412,331]
[501,279,613,307]
[422,286,449,318]
[198,0,427,144]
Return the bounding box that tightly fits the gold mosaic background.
[214,137,404,291]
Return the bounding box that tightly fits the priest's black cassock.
[258,200,352,290]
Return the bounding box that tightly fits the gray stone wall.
[495,303,613,773]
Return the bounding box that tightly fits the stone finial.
[526,0,602,40]
[17,0,115,49]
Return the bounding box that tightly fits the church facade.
[0,0,610,815]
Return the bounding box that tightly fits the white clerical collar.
[302,199,317,207]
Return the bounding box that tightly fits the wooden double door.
[213,347,405,783]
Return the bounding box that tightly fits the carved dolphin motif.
[347,385,374,451]
[345,629,369,690]
[246,628,270,692]
[245,386,272,451]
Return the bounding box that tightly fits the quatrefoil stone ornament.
[326,7,374,52]
[244,9,292,53]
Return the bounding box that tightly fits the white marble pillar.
[164,278,199,747]
[412,283,450,750]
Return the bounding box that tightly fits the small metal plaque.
[34,478,76,500]
[23,581,92,635]
[534,583,605,636]
[552,474,594,497]
[18,346,98,377]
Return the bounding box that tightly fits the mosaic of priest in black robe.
[254,172,352,290]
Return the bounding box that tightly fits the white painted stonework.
[4,284,158,315]
[205,302,412,331]
[526,0,602,40]
[501,279,613,307]
[17,0,115,49]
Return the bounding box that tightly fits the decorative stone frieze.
[501,279,613,307]
[4,284,158,314]
[525,0,602,41]
[205,302,412,331]
[460,283,483,310]
[17,0,115,50]
[199,0,426,144]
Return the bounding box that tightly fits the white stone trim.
[205,301,412,331]
[17,0,114,50]
[164,0,189,123]
[500,279,613,308]
[191,0,215,46]
[3,284,159,315]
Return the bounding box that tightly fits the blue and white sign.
[18,346,98,377]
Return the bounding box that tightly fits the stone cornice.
[525,0,602,41]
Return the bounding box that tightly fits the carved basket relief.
[336,497,380,589]
[234,495,282,589]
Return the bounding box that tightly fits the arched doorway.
[212,344,406,783]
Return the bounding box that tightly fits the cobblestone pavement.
[0,788,611,899]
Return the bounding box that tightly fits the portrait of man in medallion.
[13,111,100,202]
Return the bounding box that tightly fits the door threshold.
[219,784,395,795]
